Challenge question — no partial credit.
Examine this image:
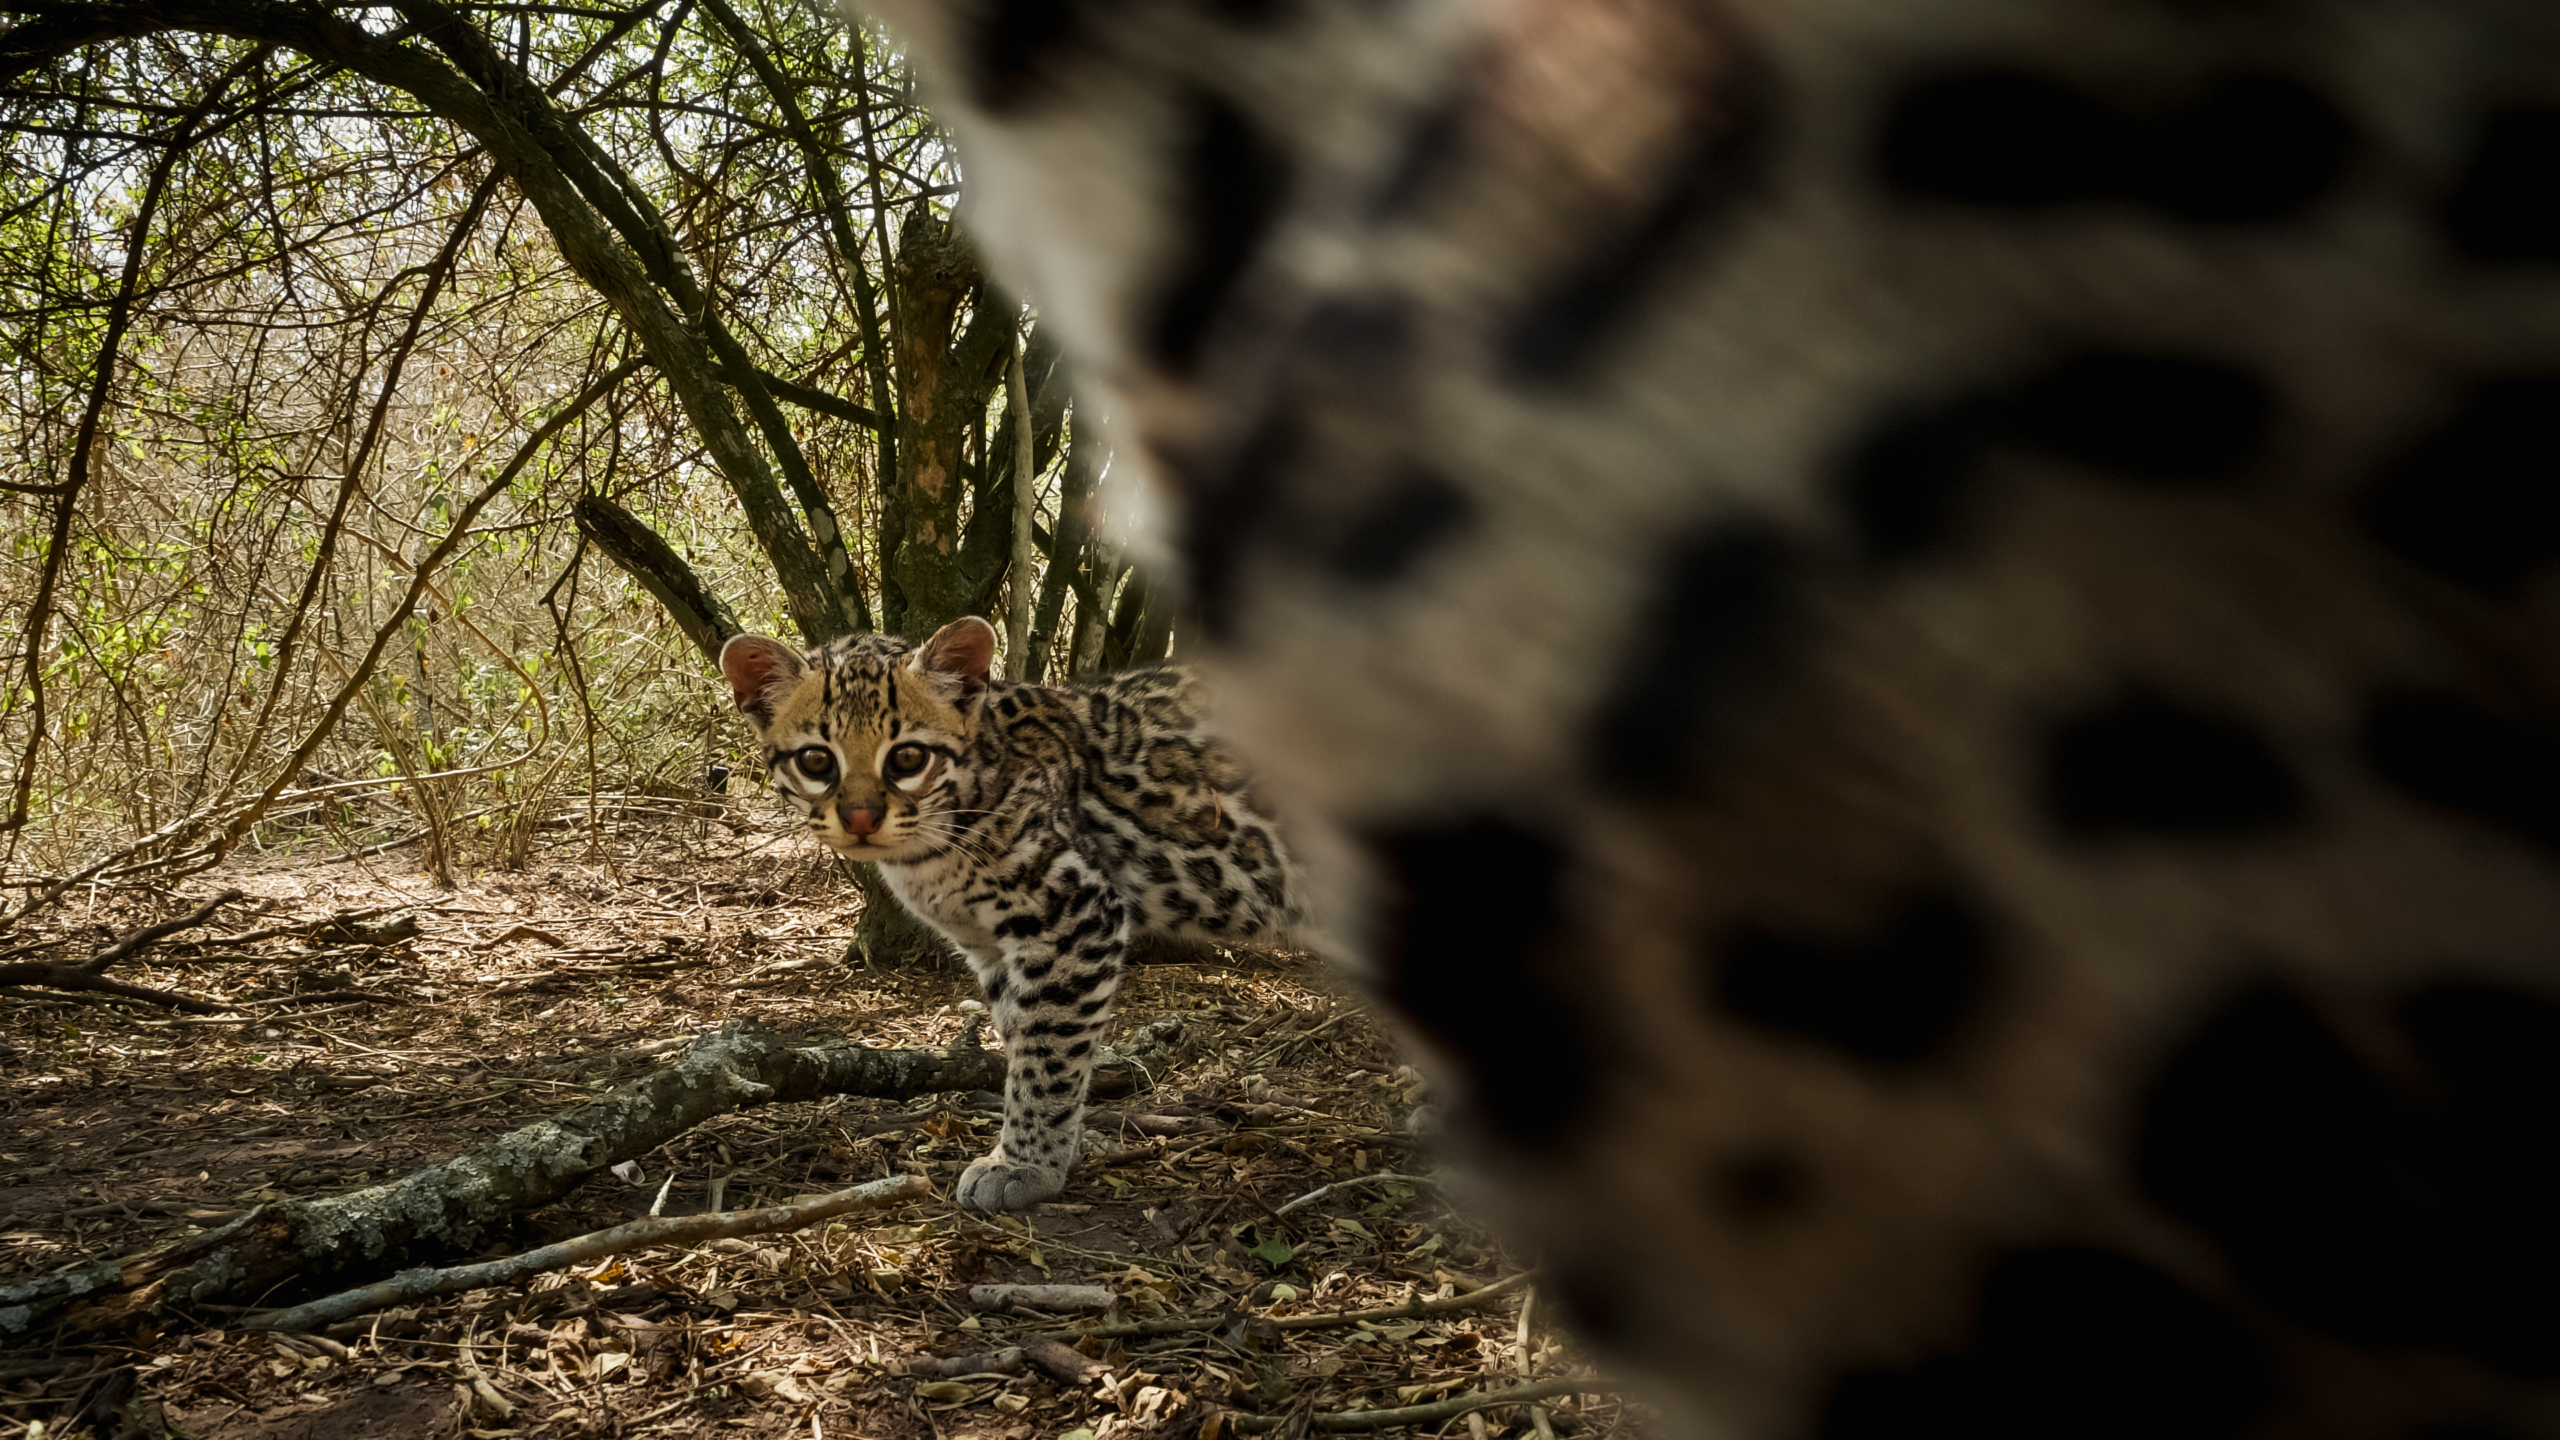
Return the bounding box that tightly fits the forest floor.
[0,816,1640,1440]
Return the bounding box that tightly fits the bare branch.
[6,47,260,839]
[80,888,244,972]
[0,962,228,1012]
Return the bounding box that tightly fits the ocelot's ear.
[913,616,997,706]
[719,634,805,729]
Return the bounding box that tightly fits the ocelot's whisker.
[908,827,1001,865]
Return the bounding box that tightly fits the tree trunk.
[1072,563,1117,678]
[1003,324,1038,677]
[879,214,1010,639]
[1024,395,1099,686]
[858,218,1023,967]
[1133,588,1178,667]
[851,865,950,968]
[1103,567,1153,671]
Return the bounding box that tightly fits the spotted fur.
[721,618,1299,1210]
[834,0,2560,1432]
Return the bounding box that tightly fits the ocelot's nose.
[838,801,886,835]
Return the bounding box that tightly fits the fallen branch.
[307,912,420,946]
[235,988,403,1008]
[1274,1272,1537,1331]
[1087,1110,1207,1140]
[82,890,244,970]
[1227,1378,1621,1434]
[0,965,228,1013]
[533,1035,698,1073]
[730,957,837,987]
[0,815,196,934]
[1272,1172,1436,1218]
[475,923,568,950]
[171,905,406,950]
[135,1001,377,1029]
[1020,1337,1109,1386]
[244,1173,927,1333]
[970,1283,1117,1313]
[902,1347,1025,1379]
[0,936,67,965]
[0,1356,98,1382]
[0,890,252,1011]
[1516,1284,1558,1440]
[0,1018,1002,1338]
[1058,1272,1535,1342]
[487,961,685,995]
[0,1198,244,1226]
[170,944,372,968]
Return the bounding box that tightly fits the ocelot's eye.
[794,746,838,783]
[884,743,930,779]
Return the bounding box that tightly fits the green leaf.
[1248,1236,1295,1269]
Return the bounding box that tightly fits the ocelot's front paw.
[955,1152,1069,1212]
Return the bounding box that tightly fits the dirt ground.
[0,819,1640,1440]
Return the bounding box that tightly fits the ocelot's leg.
[955,884,1130,1212]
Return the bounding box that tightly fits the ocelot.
[720,618,1300,1211]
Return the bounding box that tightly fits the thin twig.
[170,905,402,950]
[1054,1272,1533,1341]
[81,890,243,972]
[1272,1272,1535,1332]
[4,54,257,849]
[1226,1378,1621,1434]
[1272,1172,1435,1218]
[233,989,403,1008]
[1519,1284,1556,1440]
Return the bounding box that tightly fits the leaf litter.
[0,829,1644,1439]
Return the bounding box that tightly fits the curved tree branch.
[392,0,871,632]
[572,492,742,664]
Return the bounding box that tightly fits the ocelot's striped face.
[718,620,997,862]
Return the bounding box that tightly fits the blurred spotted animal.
[840,0,2560,1433]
